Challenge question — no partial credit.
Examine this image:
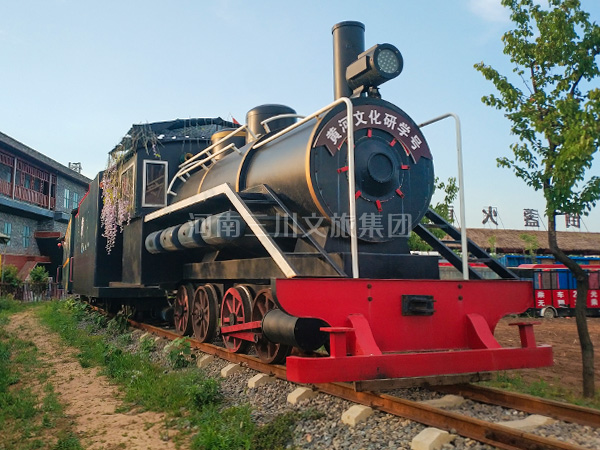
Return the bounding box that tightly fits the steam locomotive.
[61,22,552,384]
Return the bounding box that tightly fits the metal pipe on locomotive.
[62,21,552,384]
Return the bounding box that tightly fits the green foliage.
[487,235,498,256]
[166,337,194,369]
[38,301,212,414]
[106,314,130,335]
[476,0,600,398]
[408,176,458,251]
[29,266,49,284]
[0,318,81,449]
[52,433,84,450]
[101,126,160,254]
[138,335,156,356]
[29,265,49,298]
[475,0,600,219]
[0,296,23,316]
[519,233,540,261]
[484,372,600,409]
[62,298,89,321]
[1,264,22,292]
[191,405,254,450]
[252,410,323,450]
[252,413,296,450]
[0,342,36,423]
[188,377,223,410]
[36,300,327,449]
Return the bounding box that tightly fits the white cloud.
[468,0,510,23]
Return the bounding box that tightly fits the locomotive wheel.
[251,289,292,364]
[100,298,120,314]
[174,283,194,336]
[220,285,253,353]
[192,284,219,343]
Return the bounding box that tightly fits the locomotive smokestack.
[332,21,365,100]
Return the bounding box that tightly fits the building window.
[23,225,31,248]
[64,188,70,209]
[3,222,11,246]
[72,191,79,208]
[142,160,167,207]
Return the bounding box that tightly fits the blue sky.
[1,0,599,232]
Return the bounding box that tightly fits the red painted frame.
[272,278,553,384]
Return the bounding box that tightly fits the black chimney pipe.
[332,21,365,100]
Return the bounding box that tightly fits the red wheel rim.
[252,289,291,364]
[192,285,218,343]
[220,286,252,353]
[174,284,194,336]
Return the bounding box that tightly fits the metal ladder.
[414,208,517,280]
[240,185,346,277]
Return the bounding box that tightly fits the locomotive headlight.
[376,47,401,74]
[346,43,403,96]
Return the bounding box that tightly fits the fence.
[0,281,65,301]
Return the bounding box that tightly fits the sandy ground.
[6,310,177,450]
[494,316,600,396]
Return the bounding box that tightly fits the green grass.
[483,372,600,409]
[37,299,322,449]
[0,296,84,450]
[52,433,85,450]
[0,296,25,325]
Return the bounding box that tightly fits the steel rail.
[129,319,288,379]
[316,383,586,450]
[436,383,600,428]
[128,319,591,450]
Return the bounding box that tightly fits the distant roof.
[460,228,600,255]
[0,131,91,186]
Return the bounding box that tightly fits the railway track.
[128,317,600,450]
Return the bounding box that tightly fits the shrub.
[166,338,193,369]
[188,377,223,410]
[29,265,49,284]
[1,264,22,295]
[29,265,49,299]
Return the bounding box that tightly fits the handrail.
[167,144,239,196]
[418,113,468,280]
[168,125,252,196]
[260,114,306,133]
[253,97,359,278]
[179,124,251,170]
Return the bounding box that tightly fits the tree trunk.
[547,214,595,398]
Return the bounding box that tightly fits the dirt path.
[495,316,600,396]
[6,310,177,450]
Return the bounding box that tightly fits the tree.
[519,233,539,263]
[0,264,22,296]
[29,265,49,301]
[408,176,458,251]
[475,0,600,397]
[487,235,498,256]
